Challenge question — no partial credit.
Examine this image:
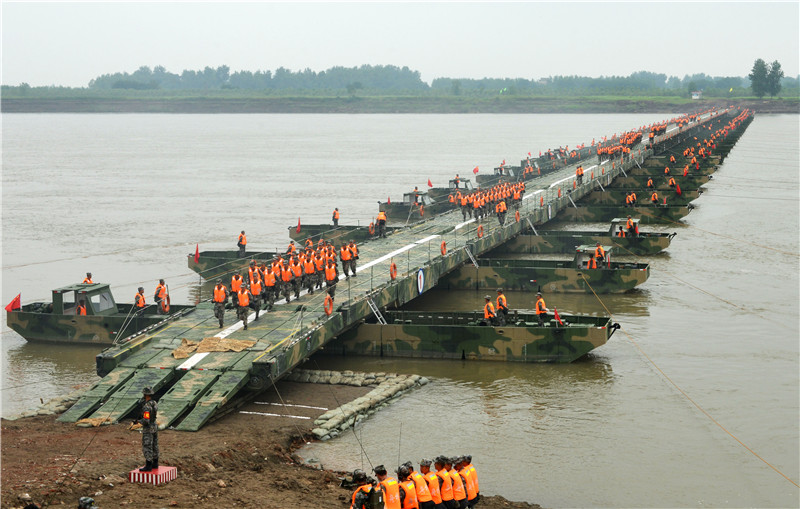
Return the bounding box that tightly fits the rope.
[579,273,799,489]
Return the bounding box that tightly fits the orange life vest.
[135,293,145,308]
[399,480,418,509]
[377,211,387,221]
[82,277,93,284]
[213,284,227,303]
[280,267,293,282]
[155,284,166,299]
[380,477,402,509]
[449,469,467,501]
[237,290,250,307]
[77,305,87,316]
[535,297,547,315]
[460,467,478,500]
[351,485,371,509]
[263,271,276,287]
[250,280,261,295]
[466,464,479,492]
[340,246,352,261]
[497,294,507,310]
[325,265,337,282]
[424,471,443,504]
[484,302,495,319]
[231,275,243,292]
[410,471,432,503]
[238,233,246,245]
[436,469,454,501]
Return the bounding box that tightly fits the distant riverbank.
[3,95,798,114]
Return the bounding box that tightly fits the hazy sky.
[2,2,798,87]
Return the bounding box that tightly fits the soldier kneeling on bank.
[349,469,383,509]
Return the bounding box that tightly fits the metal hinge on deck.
[366,298,387,325]
[526,218,538,236]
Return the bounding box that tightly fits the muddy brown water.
[2,114,797,507]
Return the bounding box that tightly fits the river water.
[2,114,798,507]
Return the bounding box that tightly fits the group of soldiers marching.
[448,181,526,225]
[212,236,361,330]
[350,455,480,509]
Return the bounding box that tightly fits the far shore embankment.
[2,96,798,114]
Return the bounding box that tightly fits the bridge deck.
[59,108,742,430]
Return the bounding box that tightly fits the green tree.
[748,58,769,98]
[766,60,784,97]
[346,81,363,96]
[451,79,461,96]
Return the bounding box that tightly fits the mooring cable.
[579,273,799,489]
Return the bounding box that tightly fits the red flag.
[194,244,200,263]
[528,152,531,157]
[5,293,21,312]
[387,196,391,204]
[473,166,479,175]
[296,217,301,233]
[427,178,433,188]
[676,183,682,196]
[501,159,506,166]
[553,307,564,326]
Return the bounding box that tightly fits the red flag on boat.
[501,159,506,166]
[5,293,21,312]
[528,152,531,157]
[388,196,391,204]
[194,244,200,263]
[427,178,433,188]
[296,218,301,233]
[473,166,479,174]
[553,307,564,326]
[676,183,682,196]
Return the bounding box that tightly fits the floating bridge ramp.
[59,108,742,431]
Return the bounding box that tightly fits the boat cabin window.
[90,292,115,312]
[62,290,76,313]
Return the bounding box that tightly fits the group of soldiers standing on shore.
[213,235,361,329]
[350,455,480,509]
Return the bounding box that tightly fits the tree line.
[6,63,798,98]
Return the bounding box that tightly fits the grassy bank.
[2,93,797,114]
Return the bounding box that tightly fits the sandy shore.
[2,381,541,508]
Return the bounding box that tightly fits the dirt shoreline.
[1,381,542,509]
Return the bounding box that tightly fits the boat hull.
[494,231,675,255]
[557,205,691,223]
[6,304,195,345]
[329,311,615,363]
[440,258,650,293]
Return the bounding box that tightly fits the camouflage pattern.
[441,257,650,293]
[581,188,700,206]
[328,310,617,363]
[58,108,751,432]
[6,283,194,345]
[627,164,718,177]
[142,431,159,462]
[557,204,692,224]
[288,224,399,244]
[188,250,278,279]
[610,175,711,189]
[493,230,675,256]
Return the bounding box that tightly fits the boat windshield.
[90,292,115,312]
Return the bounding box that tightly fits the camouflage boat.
[476,166,522,186]
[378,190,449,220]
[426,178,475,201]
[493,218,676,255]
[557,204,692,223]
[610,174,711,189]
[581,188,701,206]
[288,224,399,244]
[5,283,195,345]
[441,245,650,293]
[626,163,718,177]
[328,309,619,363]
[188,249,279,280]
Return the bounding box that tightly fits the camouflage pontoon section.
[491,230,675,256]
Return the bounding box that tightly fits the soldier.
[456,457,478,509]
[82,272,93,284]
[212,279,228,327]
[535,292,549,327]
[463,455,479,504]
[302,253,316,295]
[76,299,87,316]
[280,260,294,303]
[134,287,146,312]
[324,258,339,299]
[137,387,159,472]
[262,265,277,309]
[594,243,605,264]
[230,271,244,308]
[374,464,402,509]
[348,240,359,275]
[249,276,262,321]
[406,460,435,509]
[483,296,497,326]
[290,255,303,299]
[236,284,251,330]
[340,243,353,279]
[420,459,445,509]
[434,457,456,509]
[350,469,373,509]
[154,279,167,314]
[625,215,636,236]
[237,230,247,258]
[445,458,467,509]
[332,208,340,226]
[495,288,508,326]
[376,210,387,238]
[397,466,419,509]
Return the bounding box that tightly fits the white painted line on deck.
[177,352,210,370]
[357,234,441,271]
[523,189,544,200]
[239,410,311,420]
[254,402,329,411]
[454,218,476,230]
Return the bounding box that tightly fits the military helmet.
[138,287,144,292]
[496,288,503,293]
[536,291,543,296]
[419,458,432,467]
[78,497,96,509]
[373,464,387,476]
[402,460,413,470]
[396,465,410,479]
[353,469,367,483]
[217,278,222,284]
[465,454,472,463]
[435,455,448,465]
[484,295,491,300]
[142,387,154,396]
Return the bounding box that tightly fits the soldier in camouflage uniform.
[138,387,159,471]
[212,279,228,328]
